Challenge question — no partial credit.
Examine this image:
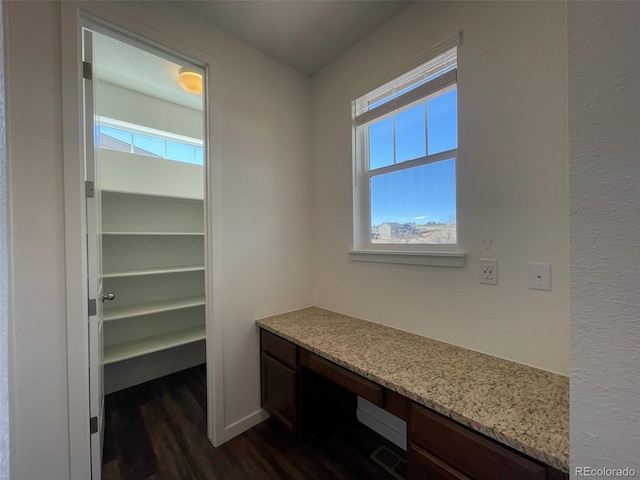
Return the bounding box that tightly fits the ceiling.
[93,1,411,111]
[93,31,205,111]
[173,0,411,76]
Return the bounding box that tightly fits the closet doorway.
[85,23,208,479]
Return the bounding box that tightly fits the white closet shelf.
[104,325,206,365]
[104,295,206,321]
[102,231,205,236]
[103,265,205,278]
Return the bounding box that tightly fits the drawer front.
[261,329,297,369]
[407,444,470,480]
[410,404,547,480]
[300,349,383,406]
[384,388,410,421]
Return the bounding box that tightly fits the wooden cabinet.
[102,190,206,393]
[260,330,298,432]
[300,349,383,406]
[408,403,547,480]
[408,443,470,480]
[258,328,568,480]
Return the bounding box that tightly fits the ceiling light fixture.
[178,67,203,95]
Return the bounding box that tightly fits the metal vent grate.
[370,445,406,479]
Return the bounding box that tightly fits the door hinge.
[85,180,95,198]
[88,298,97,317]
[90,416,98,435]
[82,61,93,80]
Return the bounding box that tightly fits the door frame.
[61,3,225,479]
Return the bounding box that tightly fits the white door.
[83,27,106,480]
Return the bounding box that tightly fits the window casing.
[352,41,460,260]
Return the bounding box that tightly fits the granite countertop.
[256,307,569,473]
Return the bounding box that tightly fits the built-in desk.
[257,307,569,479]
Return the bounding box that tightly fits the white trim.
[61,4,226,478]
[61,5,91,478]
[355,68,457,126]
[351,32,461,102]
[349,250,465,268]
[223,409,271,443]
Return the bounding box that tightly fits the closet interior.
[93,32,206,394]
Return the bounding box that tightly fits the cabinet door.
[261,352,297,432]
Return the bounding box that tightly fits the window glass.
[395,103,426,163]
[133,133,164,157]
[98,120,203,165]
[167,141,195,163]
[370,159,456,244]
[427,88,457,155]
[368,117,394,170]
[100,125,131,145]
[194,146,204,166]
[353,42,458,253]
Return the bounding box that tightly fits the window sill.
[348,250,466,267]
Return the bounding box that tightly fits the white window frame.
[98,116,204,164]
[350,36,465,267]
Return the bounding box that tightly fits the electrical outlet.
[479,259,498,285]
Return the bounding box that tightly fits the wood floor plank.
[111,399,159,480]
[102,460,121,480]
[140,387,200,480]
[103,365,404,480]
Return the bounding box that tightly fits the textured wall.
[311,1,569,374]
[0,1,10,478]
[568,1,640,473]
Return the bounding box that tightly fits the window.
[98,118,204,165]
[352,40,461,266]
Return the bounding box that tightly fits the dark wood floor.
[102,365,404,480]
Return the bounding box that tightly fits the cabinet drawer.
[407,443,470,480]
[261,329,297,369]
[300,349,383,406]
[384,388,410,421]
[410,404,546,480]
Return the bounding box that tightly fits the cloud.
[414,215,429,220]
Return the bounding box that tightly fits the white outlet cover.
[479,259,498,285]
[529,262,551,291]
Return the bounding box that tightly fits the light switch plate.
[529,262,551,291]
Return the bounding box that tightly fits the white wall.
[568,2,640,474]
[5,1,312,478]
[98,80,203,139]
[311,1,569,374]
[4,2,71,478]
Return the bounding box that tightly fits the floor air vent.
[370,445,406,479]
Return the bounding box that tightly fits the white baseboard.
[357,397,407,451]
[224,408,270,442]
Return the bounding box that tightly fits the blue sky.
[369,88,457,226]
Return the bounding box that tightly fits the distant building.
[378,222,415,237]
